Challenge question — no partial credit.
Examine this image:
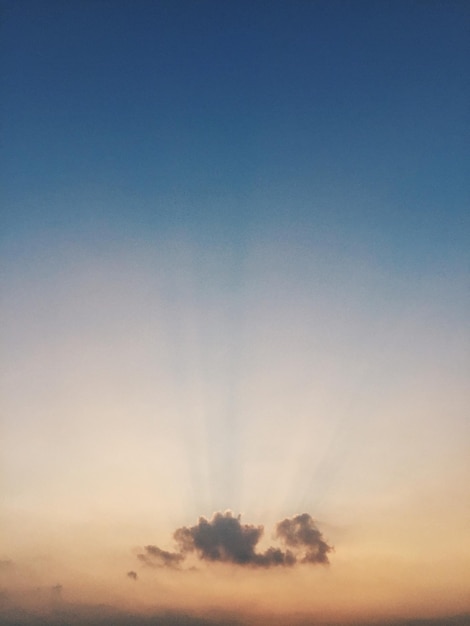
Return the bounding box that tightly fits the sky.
[1,1,469,624]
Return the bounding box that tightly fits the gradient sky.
[1,1,469,625]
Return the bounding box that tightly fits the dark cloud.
[137,511,331,570]
[174,511,266,565]
[138,545,184,569]
[126,570,138,580]
[276,513,333,564]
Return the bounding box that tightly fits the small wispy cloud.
[138,545,184,569]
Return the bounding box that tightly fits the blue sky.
[1,1,469,624]
[2,0,468,255]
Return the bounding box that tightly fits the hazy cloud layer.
[0,600,469,626]
[137,511,331,570]
[0,601,242,626]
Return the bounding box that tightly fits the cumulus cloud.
[137,511,332,570]
[174,511,296,567]
[276,513,332,564]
